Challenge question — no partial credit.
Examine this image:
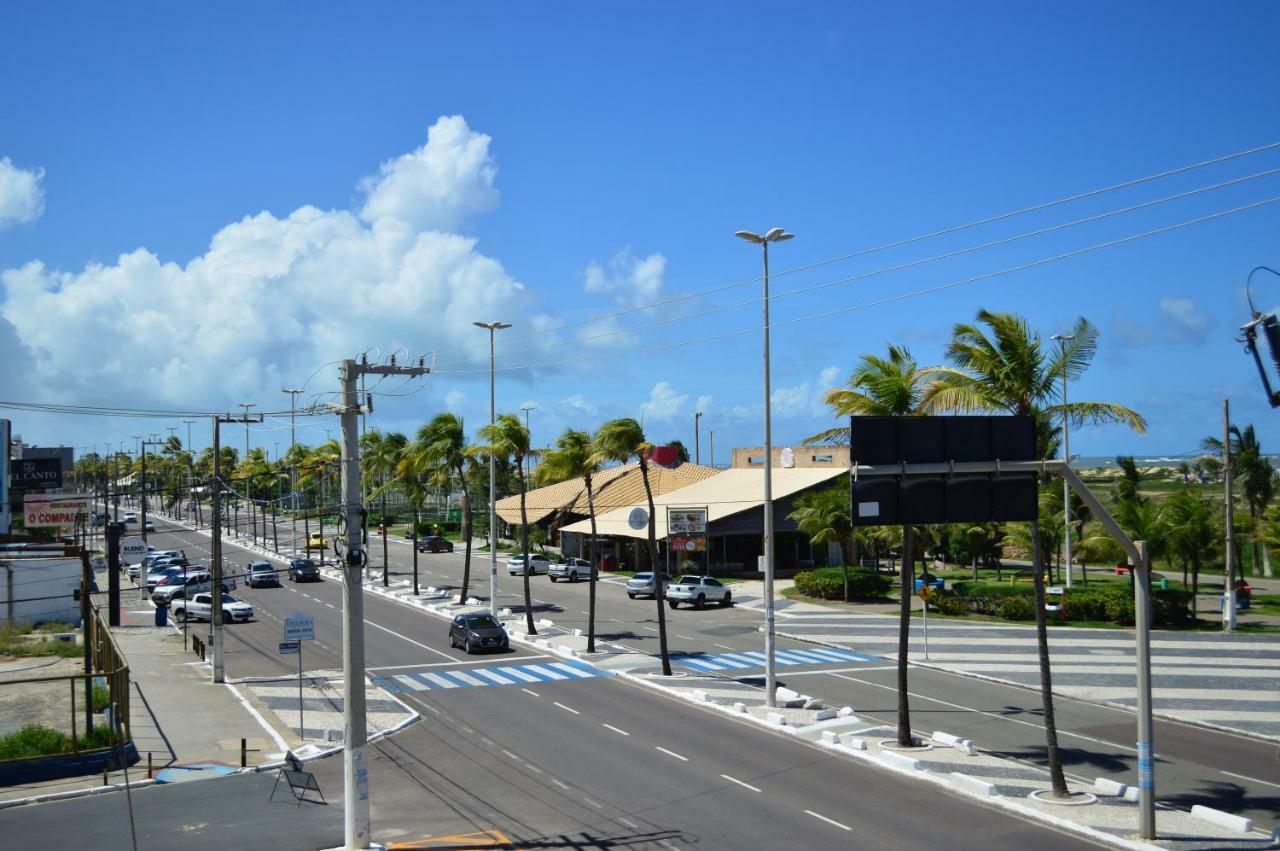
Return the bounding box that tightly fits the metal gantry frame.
[850,457,1157,839]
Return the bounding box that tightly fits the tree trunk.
[586,473,599,654]
[518,459,536,635]
[381,491,389,587]
[1031,520,1070,796]
[458,466,473,604]
[641,457,672,676]
[1264,539,1275,578]
[412,509,420,597]
[1190,553,1200,620]
[896,524,914,747]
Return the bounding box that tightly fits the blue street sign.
[279,641,300,654]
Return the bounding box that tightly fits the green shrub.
[794,567,891,600]
[996,595,1036,620]
[0,726,69,760]
[1063,587,1126,622]
[92,685,111,713]
[1152,589,1194,627]
[927,589,969,616]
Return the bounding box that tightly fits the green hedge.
[794,567,891,600]
[0,725,118,760]
[934,583,1193,627]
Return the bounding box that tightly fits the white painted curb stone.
[879,750,921,771]
[1190,805,1252,833]
[950,772,998,797]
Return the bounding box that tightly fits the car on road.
[245,560,280,588]
[667,575,732,609]
[151,568,227,604]
[306,531,327,550]
[155,575,233,605]
[506,553,552,576]
[549,557,593,583]
[288,558,321,582]
[625,572,671,599]
[416,535,454,553]
[173,592,253,624]
[143,520,155,532]
[448,612,509,653]
[123,512,137,523]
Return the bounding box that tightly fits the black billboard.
[10,457,63,488]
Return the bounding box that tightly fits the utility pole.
[475,321,511,616]
[1224,399,1237,631]
[210,412,262,684]
[332,354,428,850]
[283,388,303,554]
[521,405,535,480]
[710,430,715,468]
[694,411,702,465]
[140,438,163,545]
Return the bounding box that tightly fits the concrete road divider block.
[837,707,856,718]
[766,712,787,727]
[776,686,800,700]
[692,690,709,702]
[932,731,964,747]
[572,628,582,637]
[1122,787,1139,802]
[1190,805,1252,833]
[878,750,921,771]
[820,730,841,745]
[732,702,747,713]
[841,735,867,751]
[466,597,482,606]
[500,608,512,616]
[536,618,554,629]
[950,773,997,797]
[1093,777,1128,797]
[815,708,837,721]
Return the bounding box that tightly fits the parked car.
[448,612,509,653]
[667,575,732,609]
[549,557,593,583]
[144,566,184,590]
[625,572,671,599]
[151,568,223,604]
[156,576,234,605]
[288,558,321,582]
[416,535,454,554]
[245,560,280,588]
[143,520,156,532]
[123,512,137,523]
[306,532,327,550]
[506,553,552,576]
[173,592,253,624]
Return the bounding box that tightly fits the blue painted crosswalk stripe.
[372,659,607,694]
[673,647,878,674]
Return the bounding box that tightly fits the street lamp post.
[283,388,303,553]
[475,321,512,616]
[694,411,702,465]
[735,226,793,708]
[521,405,535,480]
[1052,333,1075,588]
[239,403,256,542]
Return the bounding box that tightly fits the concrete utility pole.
[283,388,303,553]
[521,405,535,480]
[474,321,511,616]
[694,411,702,465]
[140,438,163,545]
[333,355,428,850]
[710,430,714,468]
[210,412,262,684]
[1224,399,1237,631]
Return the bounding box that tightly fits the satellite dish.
[628,507,649,530]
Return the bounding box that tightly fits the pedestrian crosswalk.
[674,646,878,673]
[372,659,608,694]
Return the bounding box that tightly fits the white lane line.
[676,634,695,640]
[582,796,603,809]
[365,619,457,661]
[779,665,896,676]
[1220,770,1280,789]
[617,817,639,829]
[501,749,521,761]
[805,810,851,831]
[526,764,543,774]
[554,702,580,715]
[602,724,630,737]
[640,626,658,633]
[521,687,541,697]
[713,643,735,651]
[719,774,762,792]
[551,778,570,790]
[655,746,688,762]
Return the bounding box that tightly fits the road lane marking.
[554,702,580,715]
[551,778,570,790]
[655,747,687,762]
[719,774,761,792]
[369,656,548,672]
[582,796,602,809]
[617,818,639,829]
[602,724,629,737]
[713,643,735,650]
[501,749,520,761]
[521,688,540,697]
[1220,770,1280,789]
[805,810,851,831]
[365,620,457,661]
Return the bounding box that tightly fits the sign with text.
[279,641,300,655]
[23,493,91,530]
[669,535,705,552]
[666,507,708,535]
[10,457,62,489]
[120,536,148,564]
[283,613,315,642]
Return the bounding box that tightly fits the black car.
[449,613,509,653]
[417,535,454,553]
[288,558,321,582]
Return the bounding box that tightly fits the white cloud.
[640,381,687,422]
[0,117,530,410]
[583,248,666,309]
[561,393,597,416]
[818,365,840,388]
[695,394,713,414]
[444,390,468,411]
[771,381,812,419]
[358,116,498,232]
[0,157,45,228]
[1159,297,1210,344]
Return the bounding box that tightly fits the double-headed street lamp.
[734,226,794,708]
[474,320,512,616]
[1051,333,1075,588]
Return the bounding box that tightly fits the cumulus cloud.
[444,389,468,411]
[583,248,666,309]
[695,394,713,414]
[1159,297,1210,344]
[0,157,45,228]
[640,381,687,422]
[561,393,597,416]
[770,365,841,419]
[0,116,530,409]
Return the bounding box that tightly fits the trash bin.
[155,604,168,627]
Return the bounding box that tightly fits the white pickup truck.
[173,592,254,624]
[666,575,732,609]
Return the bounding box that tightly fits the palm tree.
[804,345,927,445]
[1114,456,1144,504]
[409,414,475,603]
[538,428,604,652]
[788,486,854,600]
[475,414,537,635]
[592,417,672,675]
[1163,489,1218,618]
[924,309,1145,798]
[362,430,408,587]
[1203,425,1274,577]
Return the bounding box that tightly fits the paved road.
[100,514,1104,849]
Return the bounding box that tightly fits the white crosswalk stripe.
[372,659,608,695]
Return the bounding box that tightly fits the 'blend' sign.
[11,458,63,488]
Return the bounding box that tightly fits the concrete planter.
[0,740,138,786]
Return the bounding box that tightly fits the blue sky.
[2,2,1279,461]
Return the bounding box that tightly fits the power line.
[433,192,1280,375]
[427,138,1280,362]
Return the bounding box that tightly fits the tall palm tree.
[1163,489,1218,618]
[1203,424,1273,577]
[409,414,475,603]
[538,428,604,652]
[592,417,672,675]
[924,309,1145,798]
[788,486,854,599]
[475,414,537,634]
[363,430,408,587]
[1114,456,1144,504]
